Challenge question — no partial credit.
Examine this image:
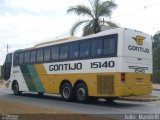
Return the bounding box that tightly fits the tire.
[61,83,73,101]
[75,83,89,103]
[12,81,21,95]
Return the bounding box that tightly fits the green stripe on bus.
[27,65,45,92]
[20,65,37,92]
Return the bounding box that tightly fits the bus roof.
[14,27,150,52]
[31,27,124,48]
[33,36,79,48]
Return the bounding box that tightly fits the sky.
[0,0,160,64]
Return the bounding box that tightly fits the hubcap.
[77,88,85,100]
[63,87,70,99]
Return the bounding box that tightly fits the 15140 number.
[91,61,115,69]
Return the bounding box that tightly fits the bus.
[2,28,152,102]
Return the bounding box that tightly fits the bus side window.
[51,46,59,60]
[19,52,24,64]
[60,45,68,60]
[44,48,51,62]
[13,53,19,66]
[24,51,30,63]
[79,41,90,58]
[69,42,79,59]
[91,38,103,57]
[30,50,36,63]
[103,37,116,56]
[37,49,44,62]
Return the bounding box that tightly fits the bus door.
[3,53,12,80]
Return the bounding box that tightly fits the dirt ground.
[0,100,114,120]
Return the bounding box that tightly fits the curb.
[118,96,160,102]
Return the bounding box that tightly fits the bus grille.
[97,75,114,95]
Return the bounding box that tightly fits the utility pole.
[7,44,8,54]
[103,18,105,25]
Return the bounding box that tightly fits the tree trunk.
[93,18,101,34]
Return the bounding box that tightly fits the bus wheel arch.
[74,80,89,103]
[60,80,74,101]
[12,80,21,95]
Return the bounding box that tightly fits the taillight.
[121,73,125,84]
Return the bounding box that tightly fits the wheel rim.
[77,88,86,101]
[63,87,70,99]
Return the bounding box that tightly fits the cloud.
[3,0,86,15]
[5,0,63,13]
[1,0,160,64]
[0,0,85,64]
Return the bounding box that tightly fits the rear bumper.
[91,85,152,97]
[115,85,152,97]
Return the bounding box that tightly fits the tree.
[152,32,160,48]
[152,31,160,83]
[67,0,118,36]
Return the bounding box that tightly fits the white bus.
[2,28,152,102]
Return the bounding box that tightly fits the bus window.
[51,46,59,60]
[19,53,24,64]
[103,37,116,56]
[24,51,30,63]
[91,38,103,57]
[70,42,79,59]
[30,50,36,63]
[13,53,19,66]
[80,41,89,58]
[44,48,51,61]
[37,49,44,62]
[60,45,68,59]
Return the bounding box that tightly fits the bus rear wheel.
[61,83,73,101]
[75,83,88,103]
[12,81,21,95]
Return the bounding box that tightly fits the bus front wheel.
[75,83,88,103]
[61,83,73,101]
[12,81,21,95]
